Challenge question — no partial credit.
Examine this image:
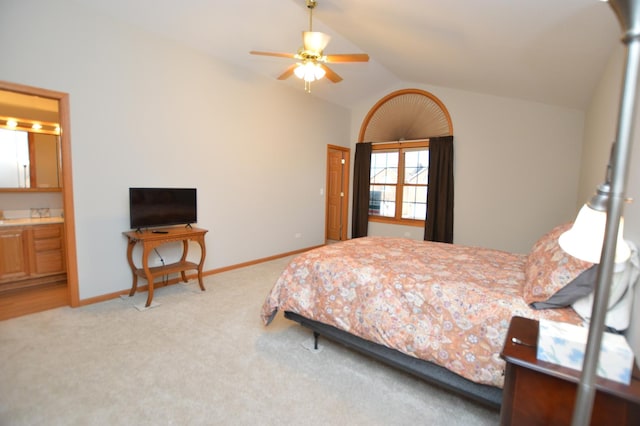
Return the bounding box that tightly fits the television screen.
[129,187,197,229]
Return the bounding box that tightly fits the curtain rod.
[363,138,430,145]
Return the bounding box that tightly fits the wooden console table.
[123,226,208,307]
[500,316,640,425]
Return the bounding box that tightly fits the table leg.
[126,240,138,297]
[129,275,138,297]
[179,240,189,283]
[141,245,154,307]
[196,236,206,291]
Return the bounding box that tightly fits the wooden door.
[326,145,350,241]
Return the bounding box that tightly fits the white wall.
[1,0,351,300]
[350,84,586,254]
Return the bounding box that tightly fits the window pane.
[370,184,396,217]
[371,151,398,184]
[404,149,429,184]
[401,186,427,220]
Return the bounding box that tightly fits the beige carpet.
[0,256,500,425]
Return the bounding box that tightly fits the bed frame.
[284,311,503,409]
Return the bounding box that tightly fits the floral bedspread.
[261,237,582,388]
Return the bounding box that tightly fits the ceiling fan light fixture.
[295,61,325,82]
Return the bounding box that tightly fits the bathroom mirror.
[0,89,61,190]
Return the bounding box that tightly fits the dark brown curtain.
[352,142,372,238]
[424,136,454,243]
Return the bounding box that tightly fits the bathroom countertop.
[0,217,64,227]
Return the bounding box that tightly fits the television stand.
[123,226,208,307]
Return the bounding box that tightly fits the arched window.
[356,89,453,228]
[359,88,453,143]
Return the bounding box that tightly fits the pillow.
[530,265,597,309]
[523,223,594,305]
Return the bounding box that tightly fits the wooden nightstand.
[500,316,640,426]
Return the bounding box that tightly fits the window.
[369,141,429,226]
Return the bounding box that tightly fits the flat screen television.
[129,187,197,229]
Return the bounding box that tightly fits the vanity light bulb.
[7,119,17,128]
[32,123,42,130]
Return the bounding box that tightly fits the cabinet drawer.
[34,252,65,275]
[32,225,62,239]
[34,238,62,252]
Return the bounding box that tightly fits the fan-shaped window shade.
[358,89,453,143]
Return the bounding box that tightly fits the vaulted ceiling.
[74,0,622,110]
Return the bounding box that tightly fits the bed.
[260,223,596,408]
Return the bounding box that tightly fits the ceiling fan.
[249,0,369,92]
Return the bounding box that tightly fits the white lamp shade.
[314,64,326,80]
[559,204,631,264]
[294,63,306,79]
[303,31,331,52]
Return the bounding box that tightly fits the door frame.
[0,80,79,307]
[325,144,350,241]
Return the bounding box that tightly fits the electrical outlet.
[295,233,302,239]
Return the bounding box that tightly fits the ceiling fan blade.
[303,31,331,52]
[250,51,296,59]
[277,64,298,80]
[319,64,343,83]
[324,53,370,63]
